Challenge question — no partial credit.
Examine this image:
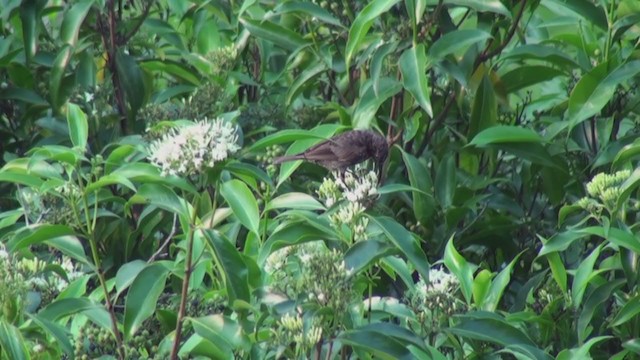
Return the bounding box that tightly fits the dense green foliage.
[1,0,640,359]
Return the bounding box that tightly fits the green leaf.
[19,0,39,63]
[371,42,398,96]
[240,18,309,51]
[27,314,73,356]
[286,61,326,105]
[556,336,613,360]
[115,50,146,117]
[353,77,402,129]
[129,183,188,219]
[613,138,640,169]
[571,244,602,309]
[66,103,88,150]
[435,154,456,209]
[552,0,607,29]
[266,192,324,211]
[444,237,476,304]
[50,44,72,110]
[469,73,498,139]
[115,260,147,297]
[401,151,435,224]
[449,312,537,348]
[399,44,432,117]
[338,329,413,360]
[611,294,640,327]
[500,65,566,93]
[206,230,251,304]
[428,29,492,61]
[444,0,511,17]
[0,319,29,360]
[7,225,90,266]
[85,173,137,193]
[60,0,94,45]
[469,125,551,166]
[577,279,624,342]
[220,179,260,236]
[39,298,112,331]
[344,239,396,273]
[546,252,567,294]
[274,2,343,27]
[503,44,579,70]
[112,163,197,193]
[248,128,344,153]
[124,262,170,339]
[472,269,492,308]
[189,315,250,353]
[369,216,430,283]
[345,0,400,69]
[568,60,640,130]
[484,254,520,311]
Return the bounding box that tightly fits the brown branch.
[416,92,456,156]
[123,1,153,43]
[476,0,527,66]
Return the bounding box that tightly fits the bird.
[273,130,389,180]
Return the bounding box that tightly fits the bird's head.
[370,134,389,172]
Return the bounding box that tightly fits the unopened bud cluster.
[577,170,631,217]
[317,166,378,242]
[265,242,355,314]
[147,118,240,177]
[273,312,323,356]
[0,248,26,323]
[18,182,81,226]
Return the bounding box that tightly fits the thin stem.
[170,202,199,360]
[73,168,125,359]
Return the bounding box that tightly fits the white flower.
[147,118,240,177]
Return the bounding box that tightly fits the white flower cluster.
[147,118,240,177]
[317,166,379,242]
[337,170,379,203]
[416,268,459,297]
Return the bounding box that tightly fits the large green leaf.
[568,60,640,130]
[60,0,95,45]
[500,65,566,93]
[206,230,251,304]
[352,77,402,129]
[0,320,29,360]
[115,50,146,117]
[399,44,432,117]
[428,29,492,61]
[444,237,476,304]
[240,18,309,51]
[345,0,400,69]
[273,2,343,27]
[66,103,88,150]
[444,0,511,17]
[401,151,435,224]
[124,262,170,339]
[189,315,250,353]
[220,179,260,236]
[469,73,497,139]
[338,329,413,360]
[469,125,545,145]
[369,216,430,282]
[571,244,602,309]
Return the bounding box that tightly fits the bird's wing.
[331,141,365,162]
[303,141,339,161]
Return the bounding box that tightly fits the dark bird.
[273,130,389,180]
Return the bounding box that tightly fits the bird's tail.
[273,154,305,164]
